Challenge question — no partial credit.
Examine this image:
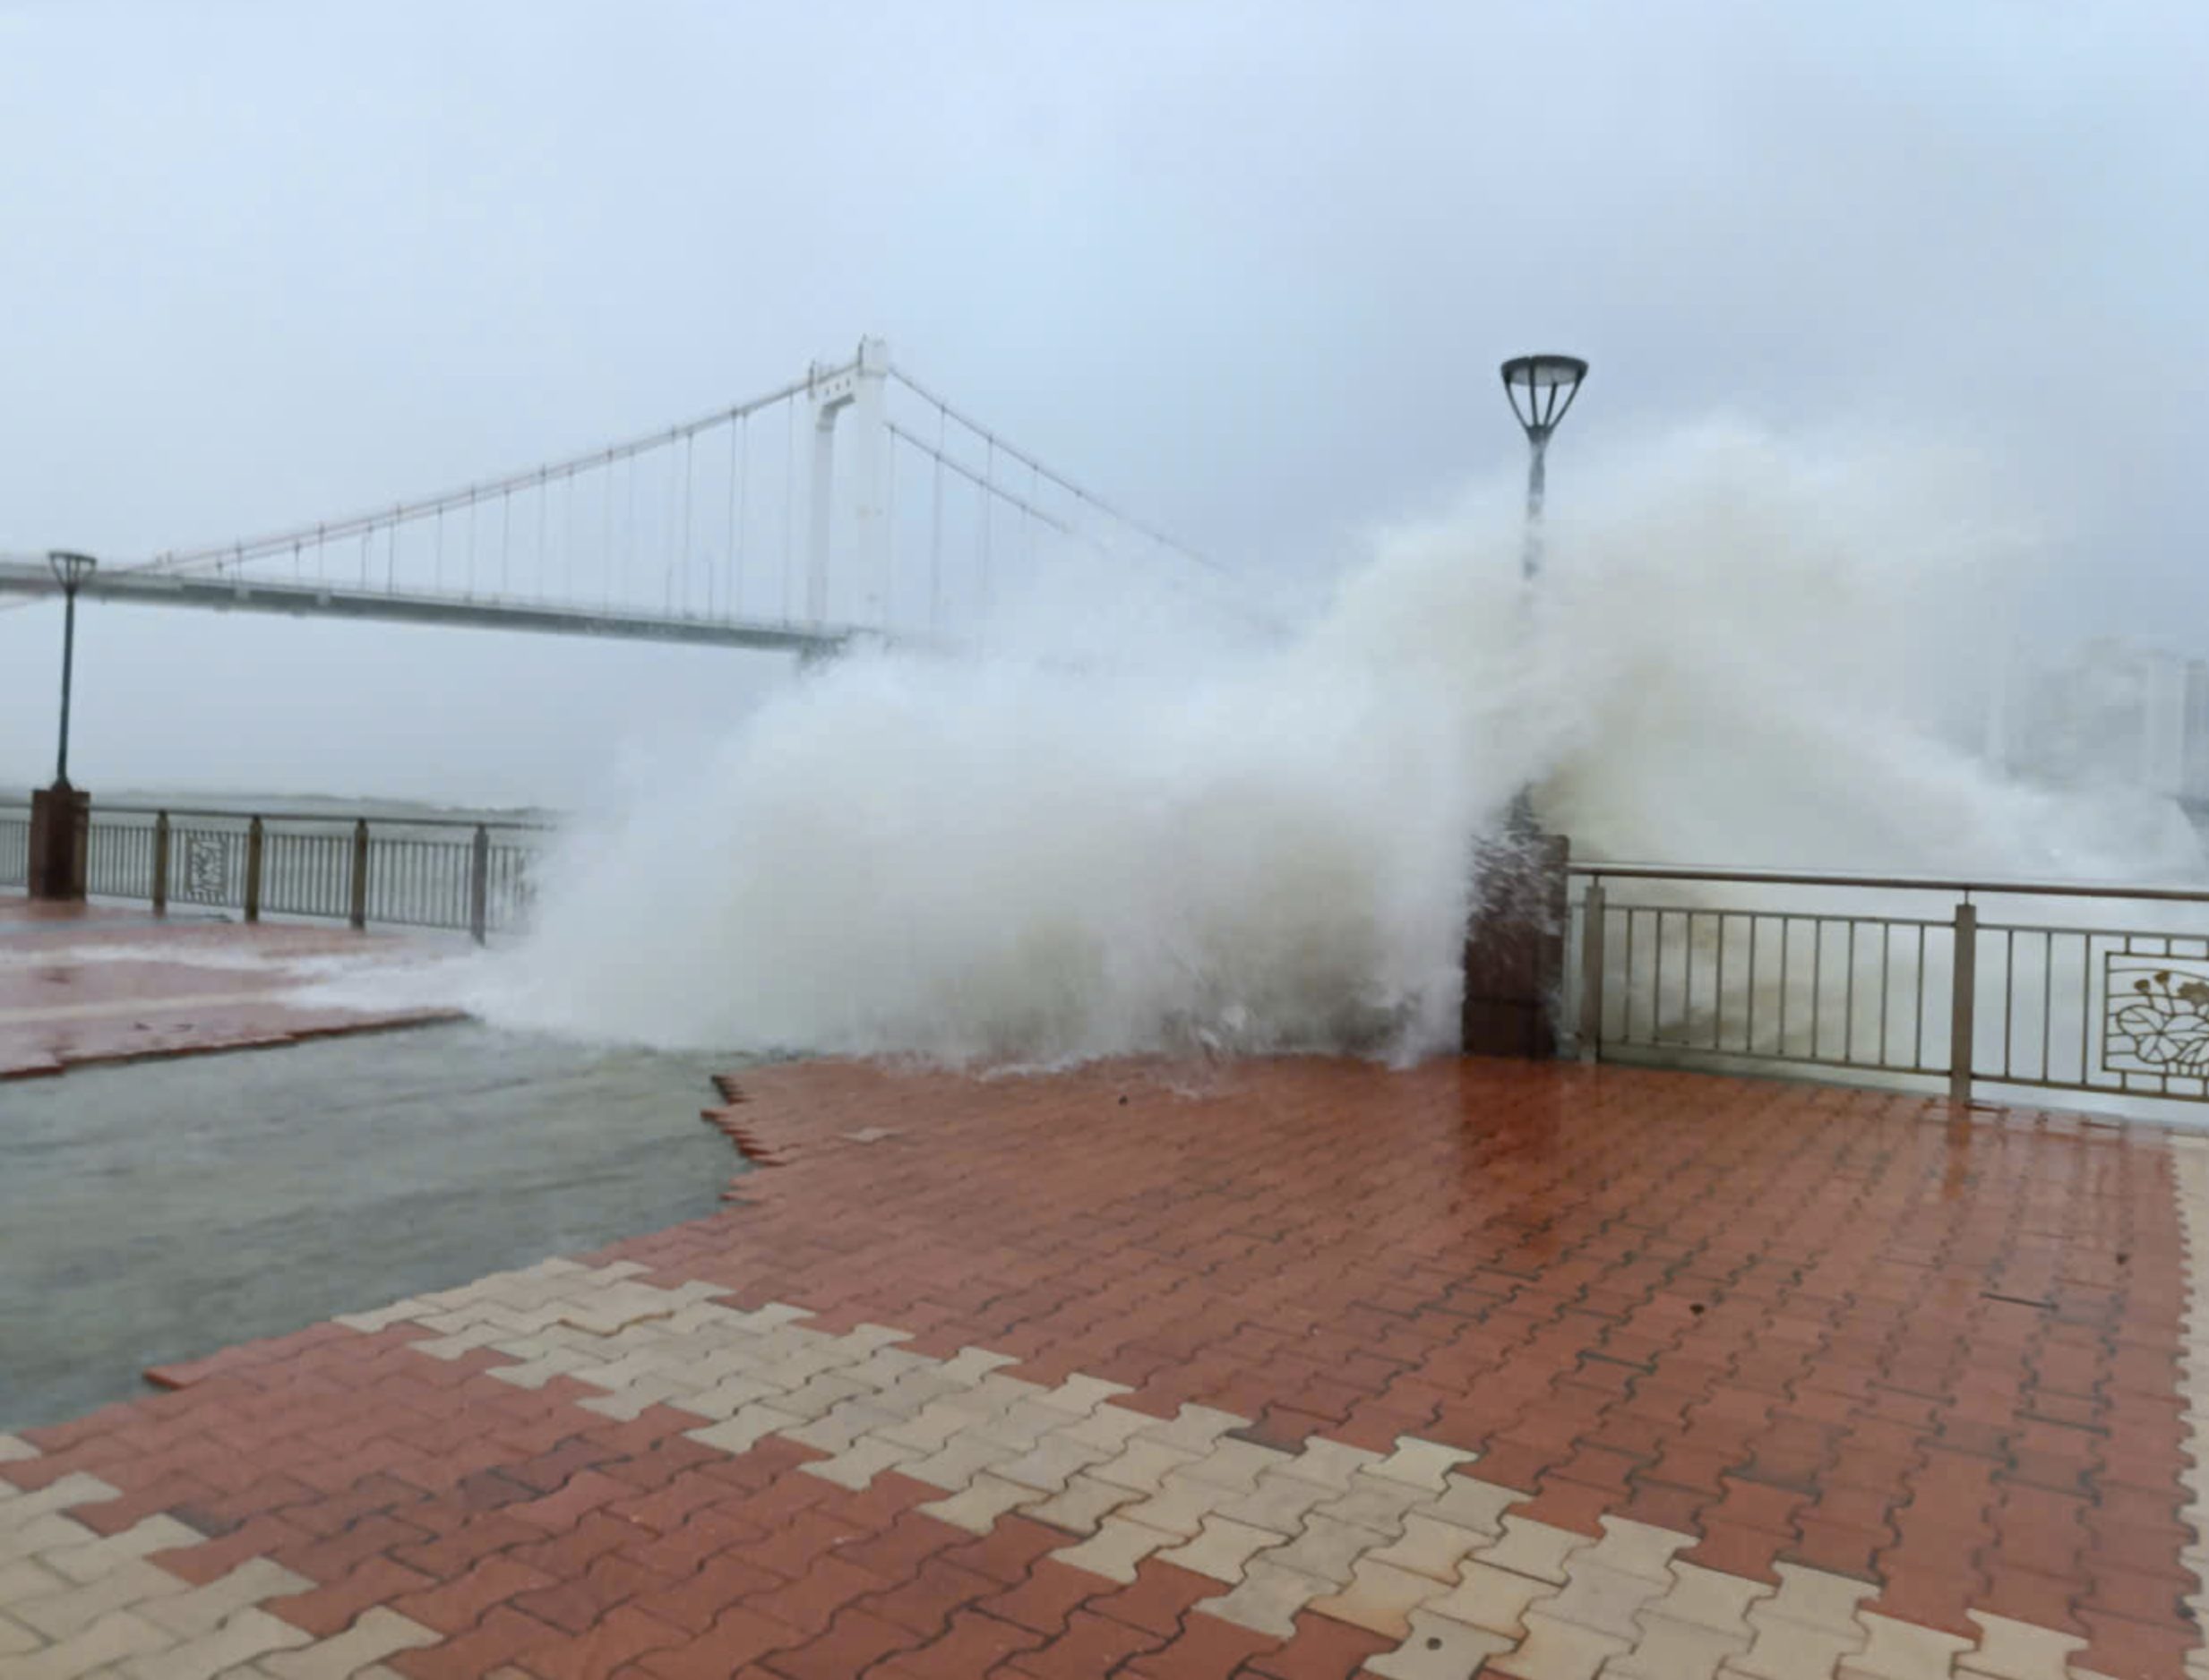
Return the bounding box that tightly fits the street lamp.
[1498,355,1588,582]
[47,550,96,787]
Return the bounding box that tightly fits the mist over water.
[354,421,2207,1068]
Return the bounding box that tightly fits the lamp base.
[27,783,91,901]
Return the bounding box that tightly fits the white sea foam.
[299,418,2207,1068]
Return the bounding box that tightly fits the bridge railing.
[1565,862,2209,1109]
[3,804,550,941]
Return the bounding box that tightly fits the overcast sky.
[2,0,2204,806]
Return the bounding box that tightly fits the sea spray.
[318,418,2207,1067]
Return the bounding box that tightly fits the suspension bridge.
[0,338,1226,657]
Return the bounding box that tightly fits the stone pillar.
[1462,828,1570,1059]
[26,784,90,902]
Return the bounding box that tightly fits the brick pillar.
[27,784,91,901]
[1462,828,1570,1059]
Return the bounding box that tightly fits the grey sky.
[3,0,2203,805]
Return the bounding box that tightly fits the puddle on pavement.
[0,1021,753,1431]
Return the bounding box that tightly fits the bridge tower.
[804,337,891,630]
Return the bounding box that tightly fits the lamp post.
[1498,355,1588,582]
[47,550,97,787]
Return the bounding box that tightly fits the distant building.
[1988,639,2209,814]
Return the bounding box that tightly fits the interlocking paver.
[8,1055,2205,1680]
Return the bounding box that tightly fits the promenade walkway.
[2,1055,2201,1678]
[0,898,456,1076]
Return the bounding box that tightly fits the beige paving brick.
[915,1473,1037,1535]
[1192,1557,1327,1638]
[1365,1513,1488,1584]
[1538,1558,1666,1642]
[0,1475,121,1527]
[260,1607,441,1679]
[992,1432,1113,1495]
[776,1372,876,1422]
[574,1373,695,1421]
[1266,1513,1375,1591]
[1838,1610,1974,1680]
[1135,1403,1244,1457]
[8,1608,170,1680]
[1612,1610,1754,1680]
[1315,1474,1424,1539]
[684,1402,806,1456]
[1118,1474,1238,1541]
[944,1375,1048,1418]
[125,1606,312,1680]
[1730,1612,1867,1680]
[1365,1437,1478,1492]
[1487,1608,1629,1680]
[1047,1402,1154,1457]
[0,1436,43,1465]
[933,1347,1018,1385]
[1089,1437,1205,1497]
[1154,1515,1285,1584]
[1473,1515,1588,1587]
[1956,1612,2089,1680]
[666,1373,786,1421]
[1036,1375,1134,1415]
[0,1516,98,1568]
[901,1430,1019,1493]
[1175,1440,1290,1494]
[1756,1563,1874,1637]
[1307,1556,1448,1639]
[1024,1473,1139,1537]
[0,1610,40,1656]
[1424,1558,1553,1641]
[737,1302,815,1333]
[873,1400,980,1454]
[332,1302,420,1333]
[0,1555,71,1612]
[141,1561,312,1641]
[1648,1563,1774,1636]
[14,1559,190,1640]
[800,1434,921,1490]
[1585,1516,1696,1585]
[1277,1438,1385,1492]
[1051,1516,1174,1585]
[972,1399,1083,1453]
[1413,1475,1520,1539]
[1364,1608,1516,1680]
[1217,1470,1333,1539]
[781,1399,902,1454]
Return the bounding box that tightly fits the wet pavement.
[4,1055,2202,1679]
[0,1022,743,1431]
[0,896,456,1076]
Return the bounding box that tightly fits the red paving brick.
[2,1053,2204,1678]
[0,895,457,1076]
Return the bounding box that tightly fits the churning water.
[310,420,2209,1070]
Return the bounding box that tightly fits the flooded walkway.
[0,896,457,1076]
[4,1056,2199,1678]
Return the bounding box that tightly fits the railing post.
[245,816,264,923]
[151,811,170,916]
[468,824,490,946]
[1577,878,1606,1063]
[1949,900,1978,1103]
[348,819,369,931]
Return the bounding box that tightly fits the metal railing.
[1569,863,2209,1106]
[0,811,26,889]
[7,804,549,941]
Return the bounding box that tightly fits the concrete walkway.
[2,1056,2200,1678]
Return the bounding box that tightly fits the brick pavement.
[2,1056,2205,1677]
[0,898,456,1076]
